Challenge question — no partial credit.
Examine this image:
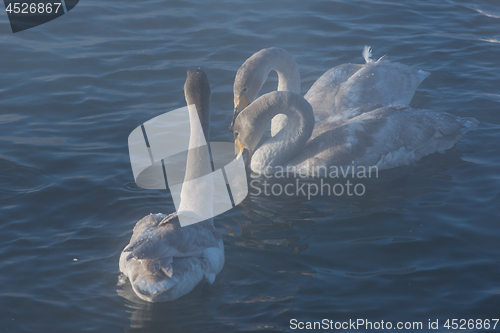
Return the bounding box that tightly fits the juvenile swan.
[233,91,478,176]
[230,47,429,135]
[119,69,224,302]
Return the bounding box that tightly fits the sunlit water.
[0,0,499,332]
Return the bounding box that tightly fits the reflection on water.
[119,279,224,333]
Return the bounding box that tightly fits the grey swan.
[119,69,224,302]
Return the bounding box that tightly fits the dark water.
[1,0,499,332]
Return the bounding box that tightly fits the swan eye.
[242,87,248,92]
[234,132,239,137]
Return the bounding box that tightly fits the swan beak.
[235,137,244,155]
[229,110,237,132]
[229,94,250,132]
[235,137,252,166]
[235,94,250,112]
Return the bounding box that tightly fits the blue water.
[0,0,499,332]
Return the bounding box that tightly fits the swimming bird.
[119,69,224,302]
[233,91,478,176]
[230,46,429,136]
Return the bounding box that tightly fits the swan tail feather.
[417,69,431,82]
[159,212,178,226]
[362,45,373,63]
[377,54,388,62]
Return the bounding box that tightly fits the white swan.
[233,91,478,176]
[230,46,429,136]
[119,69,224,302]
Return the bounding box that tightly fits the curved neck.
[272,50,301,93]
[238,92,314,174]
[235,47,301,103]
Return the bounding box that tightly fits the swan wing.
[119,250,206,302]
[357,106,477,169]
[305,60,429,123]
[335,61,429,114]
[304,63,363,122]
[123,213,221,261]
[289,106,477,175]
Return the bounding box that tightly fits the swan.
[119,69,224,302]
[230,46,429,136]
[233,91,478,176]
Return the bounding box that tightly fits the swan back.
[303,63,364,121]
[304,47,430,123]
[119,213,222,302]
[334,61,430,112]
[287,106,478,176]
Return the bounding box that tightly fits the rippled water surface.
[1,0,499,332]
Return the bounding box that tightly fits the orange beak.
[235,137,252,167]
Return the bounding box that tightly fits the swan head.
[233,91,315,173]
[233,111,263,166]
[233,72,268,156]
[231,48,284,131]
[230,74,258,132]
[230,90,249,132]
[233,91,286,164]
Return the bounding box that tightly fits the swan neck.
[236,48,301,104]
[271,55,300,94]
[178,105,214,220]
[249,92,314,174]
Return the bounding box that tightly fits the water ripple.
[0,158,55,204]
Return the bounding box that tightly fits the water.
[0,0,499,332]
